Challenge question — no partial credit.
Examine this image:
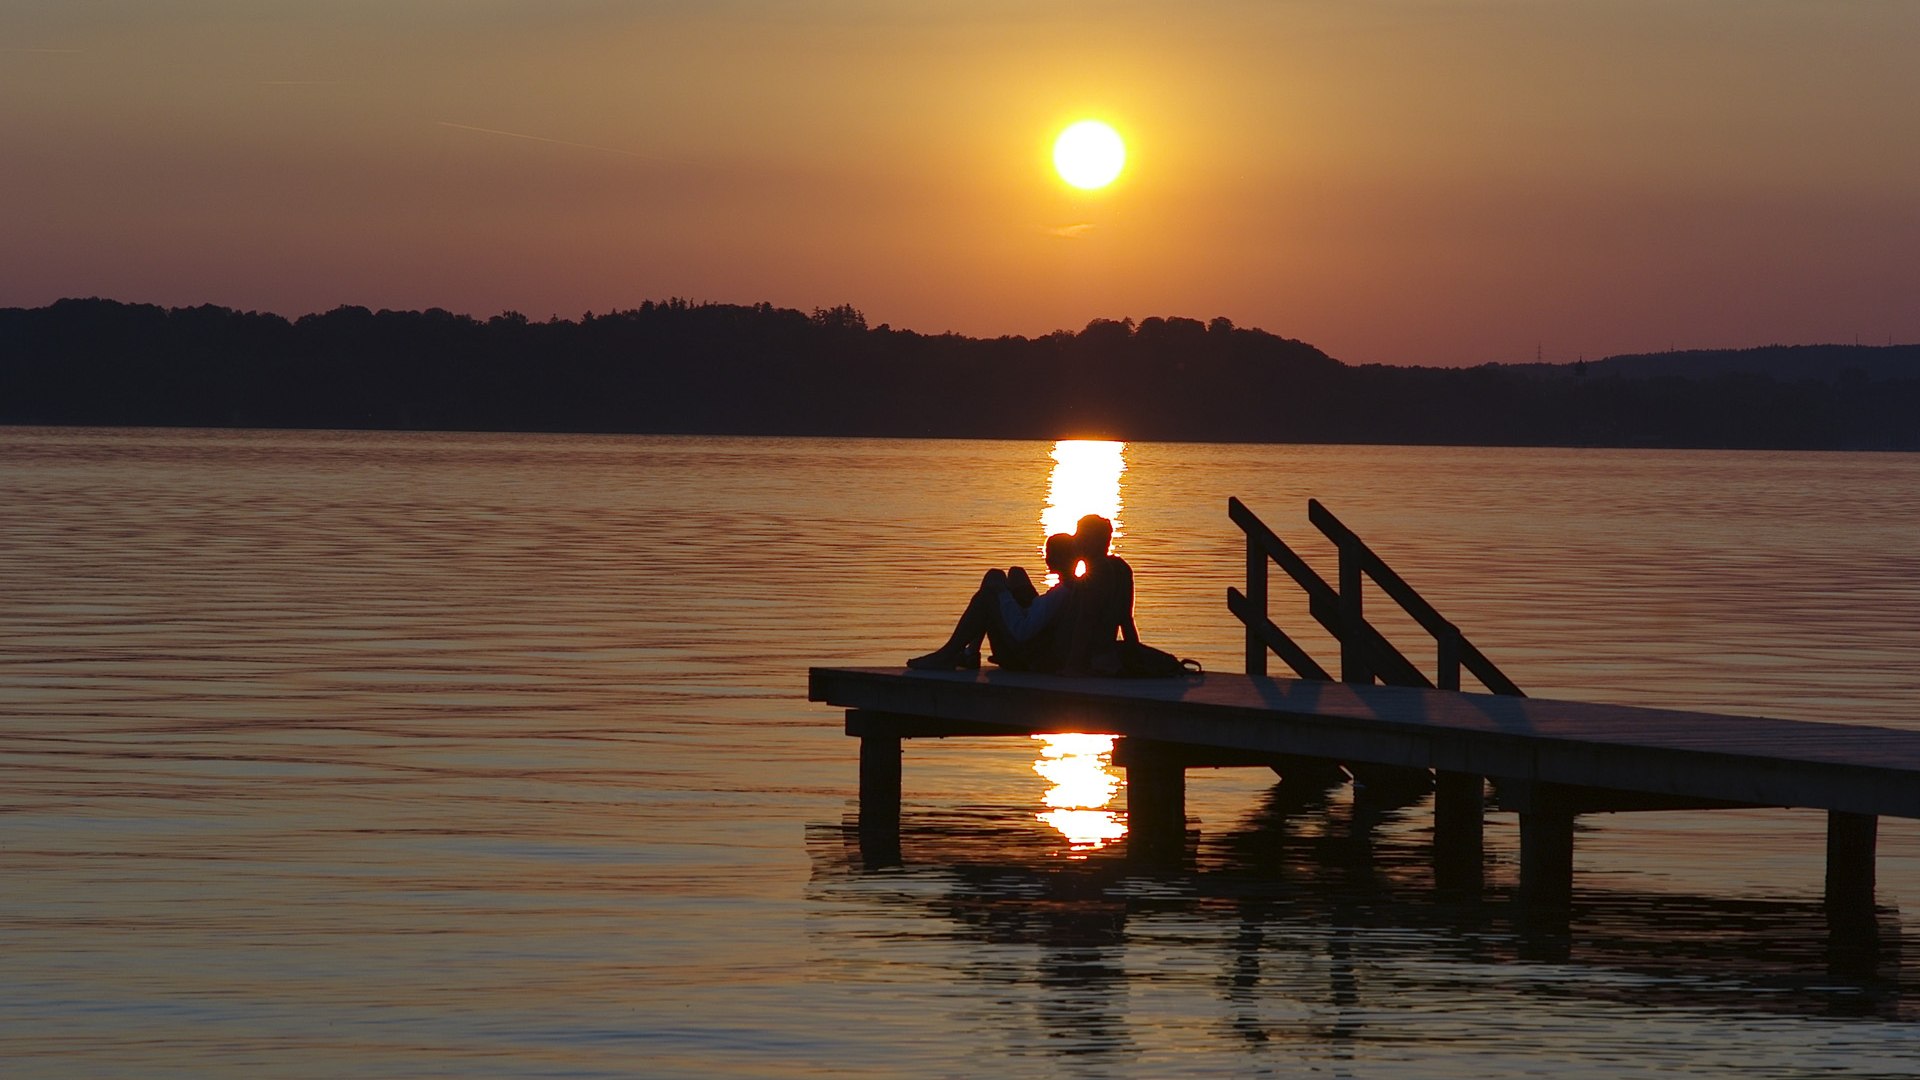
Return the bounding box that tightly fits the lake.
[4,427,1920,1077]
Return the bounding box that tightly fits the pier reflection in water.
[814,778,1911,1070]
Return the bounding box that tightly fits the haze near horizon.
[3,1,1916,366]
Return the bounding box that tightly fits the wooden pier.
[811,665,1917,905]
[810,499,1916,912]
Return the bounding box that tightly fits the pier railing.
[1228,498,1523,697]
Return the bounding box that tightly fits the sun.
[1053,120,1126,190]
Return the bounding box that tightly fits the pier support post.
[1825,811,1877,913]
[1432,771,1484,891]
[1122,739,1186,859]
[1511,780,1575,960]
[1504,780,1575,904]
[858,733,901,830]
[1518,809,1575,905]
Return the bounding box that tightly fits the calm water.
[4,427,1920,1078]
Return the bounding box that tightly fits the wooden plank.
[1499,779,1772,815]
[1111,740,1294,769]
[846,710,1052,739]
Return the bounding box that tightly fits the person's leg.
[908,570,1009,669]
[1006,565,1038,608]
[978,596,1028,664]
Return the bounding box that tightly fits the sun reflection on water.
[1032,734,1124,852]
[1032,440,1129,851]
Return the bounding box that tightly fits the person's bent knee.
[980,567,1009,591]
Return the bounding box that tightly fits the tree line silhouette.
[2,297,1915,449]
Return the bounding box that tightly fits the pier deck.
[811,667,1920,817]
[809,665,1917,905]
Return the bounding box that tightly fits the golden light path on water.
[1033,733,1126,850]
[1031,439,1127,852]
[1039,439,1125,586]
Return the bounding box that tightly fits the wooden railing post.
[1437,625,1462,692]
[1245,531,1268,677]
[1338,542,1368,684]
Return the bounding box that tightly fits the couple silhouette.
[907,514,1138,676]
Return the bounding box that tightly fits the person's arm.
[1118,561,1139,646]
[1002,583,1065,644]
[1029,585,1066,638]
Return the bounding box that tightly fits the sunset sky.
[4,1,1916,366]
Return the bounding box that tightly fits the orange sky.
[4,2,1916,366]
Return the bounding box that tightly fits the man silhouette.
[1061,514,1138,675]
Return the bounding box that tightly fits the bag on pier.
[1114,641,1204,678]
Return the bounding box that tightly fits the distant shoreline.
[9,420,1919,456]
[5,298,1916,451]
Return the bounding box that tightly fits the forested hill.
[2,298,1916,449]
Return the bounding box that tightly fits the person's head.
[1074,514,1113,559]
[1043,533,1078,578]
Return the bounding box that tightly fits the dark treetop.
[3,298,1916,449]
